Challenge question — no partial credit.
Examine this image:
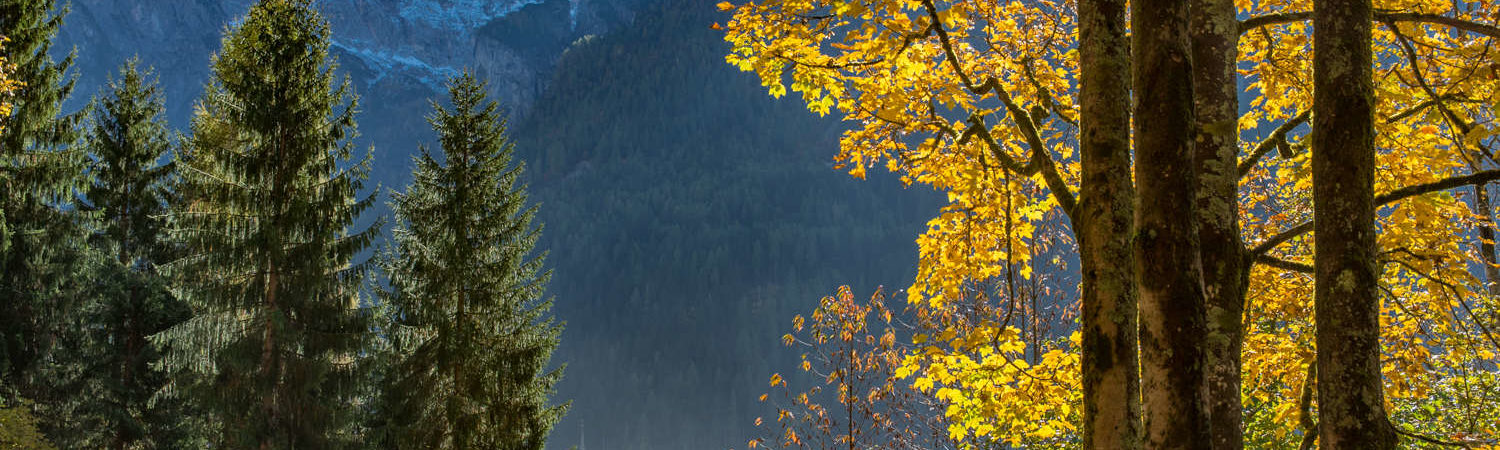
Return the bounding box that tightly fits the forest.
[2,0,1500,449]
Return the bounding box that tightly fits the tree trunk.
[1311,0,1397,447]
[1076,0,1141,448]
[1188,0,1247,448]
[1132,0,1212,447]
[1472,183,1500,296]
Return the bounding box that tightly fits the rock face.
[57,0,645,186]
[57,0,252,126]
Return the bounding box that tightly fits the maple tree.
[723,0,1500,447]
[750,286,949,449]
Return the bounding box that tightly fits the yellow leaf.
[716,1,735,11]
[849,163,867,180]
[1036,424,1057,438]
[834,1,867,16]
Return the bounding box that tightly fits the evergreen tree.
[49,59,192,449]
[81,59,173,268]
[0,0,85,401]
[379,73,566,449]
[153,0,376,447]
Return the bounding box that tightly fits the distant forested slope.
[511,0,940,447]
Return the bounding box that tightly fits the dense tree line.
[0,0,565,448]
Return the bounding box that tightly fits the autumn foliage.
[723,0,1500,446]
[0,37,19,135]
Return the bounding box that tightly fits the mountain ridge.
[56,0,647,190]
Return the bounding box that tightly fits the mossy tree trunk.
[1132,0,1213,447]
[1188,0,1248,448]
[1311,0,1397,447]
[1076,0,1140,447]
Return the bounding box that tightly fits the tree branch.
[1239,11,1311,35]
[1239,110,1311,179]
[1391,425,1480,448]
[1239,11,1500,39]
[1383,20,1475,136]
[1297,360,1318,450]
[1248,170,1500,259]
[1380,12,1500,40]
[1376,169,1500,205]
[920,0,1077,217]
[1255,254,1314,274]
[1250,222,1314,257]
[1386,97,1444,123]
[958,115,1034,173]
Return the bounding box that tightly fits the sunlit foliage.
[724,0,1500,445]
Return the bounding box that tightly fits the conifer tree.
[82,60,173,268]
[154,0,376,447]
[379,73,566,449]
[0,0,85,400]
[50,60,191,449]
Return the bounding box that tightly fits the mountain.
[57,0,647,189]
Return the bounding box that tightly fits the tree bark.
[1132,0,1212,447]
[1311,0,1397,447]
[1076,0,1141,448]
[1472,183,1500,296]
[1189,0,1247,448]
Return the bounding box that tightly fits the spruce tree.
[379,73,566,449]
[51,60,191,449]
[81,60,173,269]
[0,0,85,400]
[153,0,376,447]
